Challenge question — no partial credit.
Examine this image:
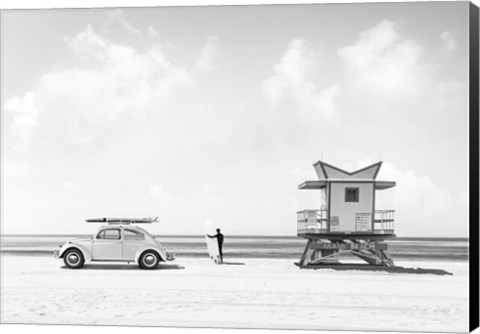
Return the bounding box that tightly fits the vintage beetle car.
[54,217,175,269]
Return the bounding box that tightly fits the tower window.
[345,188,359,202]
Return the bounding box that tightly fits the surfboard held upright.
[204,220,223,264]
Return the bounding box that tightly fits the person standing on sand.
[208,228,224,262]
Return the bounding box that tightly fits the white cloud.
[338,20,431,98]
[105,9,142,38]
[3,92,39,151]
[263,38,339,116]
[355,159,468,237]
[196,36,219,72]
[440,31,458,53]
[4,25,193,149]
[66,24,110,61]
[3,161,29,178]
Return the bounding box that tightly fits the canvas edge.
[469,1,480,332]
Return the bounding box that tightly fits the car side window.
[124,230,145,241]
[97,229,120,240]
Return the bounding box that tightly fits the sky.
[1,2,471,236]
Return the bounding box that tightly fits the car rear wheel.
[63,249,85,269]
[139,251,159,269]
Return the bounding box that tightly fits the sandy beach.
[0,254,469,332]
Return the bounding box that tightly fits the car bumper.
[53,249,60,259]
[166,252,175,261]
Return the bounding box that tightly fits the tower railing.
[373,210,395,233]
[297,209,395,235]
[297,209,328,234]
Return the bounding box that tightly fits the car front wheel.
[63,249,85,269]
[139,251,159,269]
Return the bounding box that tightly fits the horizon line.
[0,233,470,240]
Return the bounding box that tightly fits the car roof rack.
[85,217,159,225]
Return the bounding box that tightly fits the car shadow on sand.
[61,263,186,270]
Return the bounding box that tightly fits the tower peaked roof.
[313,161,383,180]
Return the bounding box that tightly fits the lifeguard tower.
[296,161,396,267]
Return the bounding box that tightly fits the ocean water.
[0,235,469,261]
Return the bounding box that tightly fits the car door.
[92,228,123,260]
[122,229,146,261]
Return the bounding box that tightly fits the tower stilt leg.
[298,239,312,267]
